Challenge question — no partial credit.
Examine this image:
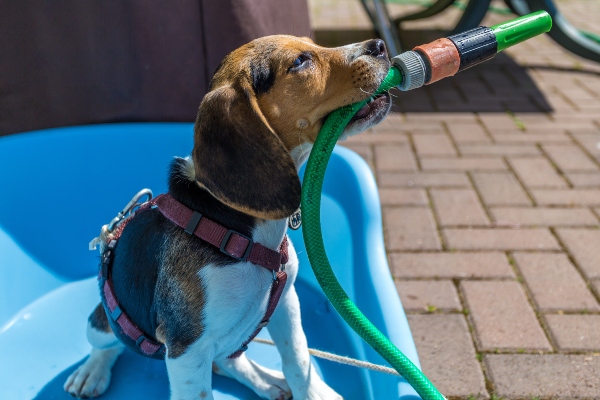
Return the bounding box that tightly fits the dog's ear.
[192,80,301,220]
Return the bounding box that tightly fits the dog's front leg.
[165,344,214,400]
[267,285,343,400]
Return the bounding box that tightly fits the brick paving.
[310,0,600,397]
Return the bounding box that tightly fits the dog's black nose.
[366,39,387,59]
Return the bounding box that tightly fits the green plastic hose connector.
[301,11,551,400]
[491,10,552,52]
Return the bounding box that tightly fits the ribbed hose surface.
[301,66,445,400]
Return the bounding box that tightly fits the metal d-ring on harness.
[89,189,154,251]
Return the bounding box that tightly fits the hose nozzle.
[390,10,552,91]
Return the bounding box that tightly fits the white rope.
[251,338,400,376]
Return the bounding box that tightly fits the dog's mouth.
[349,92,391,124]
[340,91,391,138]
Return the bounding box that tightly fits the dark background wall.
[0,0,311,136]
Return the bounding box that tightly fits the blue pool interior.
[0,123,421,399]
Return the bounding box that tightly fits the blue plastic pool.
[0,123,421,399]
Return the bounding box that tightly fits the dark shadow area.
[315,28,553,113]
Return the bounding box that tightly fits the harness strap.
[153,194,287,271]
[100,239,166,357]
[99,192,290,359]
[103,279,165,356]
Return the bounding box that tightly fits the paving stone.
[472,172,531,206]
[521,119,597,131]
[344,131,408,144]
[565,172,600,187]
[459,143,540,156]
[412,134,457,156]
[404,112,477,124]
[420,157,506,171]
[555,229,600,279]
[444,228,560,251]
[430,189,489,226]
[407,314,489,398]
[560,86,597,102]
[390,252,514,279]
[378,188,428,206]
[377,172,470,188]
[446,122,491,143]
[403,125,447,135]
[532,189,600,206]
[543,144,599,171]
[485,354,600,398]
[491,132,570,143]
[592,280,600,297]
[461,281,551,351]
[571,131,600,162]
[396,280,461,311]
[513,252,600,312]
[373,144,417,171]
[545,315,600,351]
[508,157,568,188]
[490,207,598,227]
[383,208,441,250]
[478,113,520,131]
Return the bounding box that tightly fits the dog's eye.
[289,53,312,72]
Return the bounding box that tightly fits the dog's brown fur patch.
[155,233,208,359]
[88,303,111,333]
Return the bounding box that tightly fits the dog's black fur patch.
[250,59,276,95]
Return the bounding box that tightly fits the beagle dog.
[64,35,391,400]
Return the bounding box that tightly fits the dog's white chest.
[198,233,299,359]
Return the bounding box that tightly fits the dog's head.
[193,35,392,220]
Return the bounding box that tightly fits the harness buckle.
[110,306,122,321]
[257,320,270,329]
[220,230,254,261]
[107,189,154,232]
[135,335,149,348]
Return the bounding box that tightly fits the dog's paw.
[265,384,292,400]
[63,347,122,398]
[305,377,343,400]
[64,362,111,398]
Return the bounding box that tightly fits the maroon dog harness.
[99,193,289,359]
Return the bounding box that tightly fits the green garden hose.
[301,11,552,400]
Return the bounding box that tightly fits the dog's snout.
[366,39,387,59]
